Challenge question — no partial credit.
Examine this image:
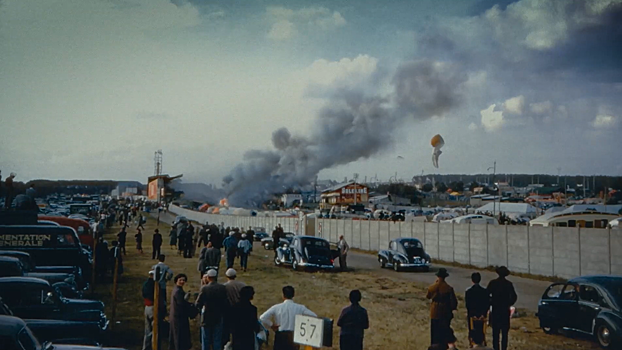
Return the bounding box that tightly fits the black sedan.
[274,236,335,271]
[537,275,622,348]
[378,238,431,272]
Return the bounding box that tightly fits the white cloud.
[480,104,504,131]
[592,114,617,128]
[530,100,553,115]
[302,55,379,89]
[268,20,297,41]
[266,6,346,41]
[502,95,525,115]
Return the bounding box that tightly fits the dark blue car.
[537,275,622,348]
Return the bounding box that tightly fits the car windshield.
[302,239,329,256]
[402,240,425,256]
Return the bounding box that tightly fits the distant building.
[368,194,411,208]
[476,202,538,219]
[281,194,303,208]
[147,174,183,202]
[320,181,369,210]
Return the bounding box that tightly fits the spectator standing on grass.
[169,274,198,350]
[184,223,194,258]
[137,213,145,230]
[197,242,208,281]
[337,290,369,350]
[426,268,458,349]
[486,266,517,350]
[195,269,229,350]
[110,241,123,275]
[466,272,490,347]
[231,286,259,350]
[135,228,144,254]
[237,234,252,272]
[204,241,221,272]
[95,237,109,280]
[152,254,174,304]
[169,226,178,250]
[223,232,238,269]
[260,285,317,350]
[152,229,163,260]
[338,235,350,271]
[246,226,255,244]
[224,268,246,307]
[271,226,280,257]
[117,227,127,256]
[177,223,187,257]
[198,223,209,248]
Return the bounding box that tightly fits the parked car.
[274,236,335,271]
[0,251,86,290]
[0,257,82,298]
[0,298,103,346]
[262,233,294,250]
[0,225,93,281]
[0,315,124,350]
[537,275,622,348]
[253,228,269,241]
[378,238,431,272]
[0,277,108,332]
[38,216,95,248]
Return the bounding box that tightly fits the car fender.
[378,251,390,261]
[394,253,409,263]
[595,311,622,336]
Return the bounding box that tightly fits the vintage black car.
[537,275,622,348]
[262,233,294,250]
[0,251,86,290]
[0,277,108,332]
[0,257,82,298]
[274,235,335,271]
[0,225,93,281]
[378,238,431,272]
[0,298,102,346]
[0,315,124,350]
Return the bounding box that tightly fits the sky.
[1,0,621,192]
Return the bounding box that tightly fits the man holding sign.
[260,286,317,350]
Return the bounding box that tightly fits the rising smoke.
[223,59,468,206]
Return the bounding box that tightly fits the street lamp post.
[487,161,497,218]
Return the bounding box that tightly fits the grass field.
[93,215,600,350]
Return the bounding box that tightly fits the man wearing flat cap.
[426,268,458,349]
[486,266,517,350]
[195,269,229,350]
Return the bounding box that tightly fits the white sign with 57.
[293,315,324,348]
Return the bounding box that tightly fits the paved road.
[154,211,552,312]
[346,251,553,312]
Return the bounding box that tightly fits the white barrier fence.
[168,205,621,279]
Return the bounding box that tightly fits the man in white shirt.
[260,286,317,350]
[338,235,350,271]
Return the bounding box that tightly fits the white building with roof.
[529,204,622,228]
[476,202,538,219]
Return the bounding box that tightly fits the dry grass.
[95,215,599,350]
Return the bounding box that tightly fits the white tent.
[476,202,537,218]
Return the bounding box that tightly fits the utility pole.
[488,161,497,218]
[353,173,359,205]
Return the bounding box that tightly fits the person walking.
[223,232,238,269]
[237,234,252,272]
[466,272,490,347]
[137,213,145,230]
[184,223,194,258]
[246,227,255,244]
[169,274,198,350]
[271,226,280,257]
[231,286,260,350]
[204,242,221,273]
[338,235,350,271]
[152,255,174,303]
[260,286,317,350]
[337,290,369,350]
[486,266,517,350]
[135,228,144,254]
[152,229,163,260]
[426,268,458,349]
[197,242,208,281]
[169,226,178,250]
[195,269,229,350]
[117,227,128,256]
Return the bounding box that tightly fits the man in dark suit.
[466,272,490,347]
[487,266,517,350]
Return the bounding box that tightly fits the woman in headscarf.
[169,274,197,350]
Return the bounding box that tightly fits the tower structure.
[154,150,163,176]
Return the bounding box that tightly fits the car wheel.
[541,326,557,335]
[292,260,299,271]
[596,321,614,348]
[379,259,386,268]
[274,256,280,266]
[393,261,401,272]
